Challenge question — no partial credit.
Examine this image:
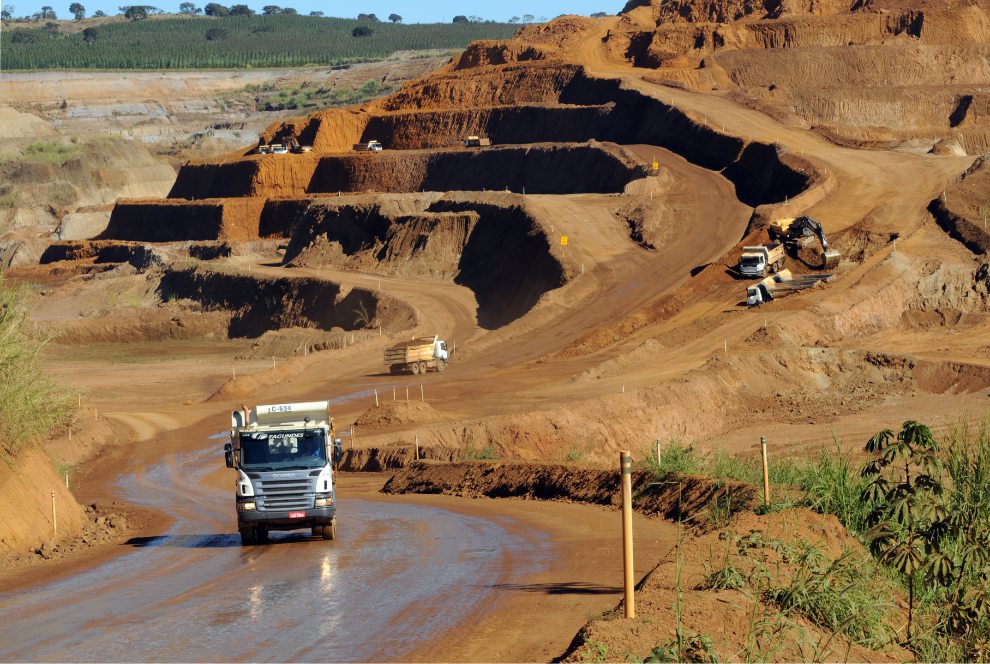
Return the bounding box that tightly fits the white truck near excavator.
[744,216,841,306]
[224,401,343,545]
[738,243,786,277]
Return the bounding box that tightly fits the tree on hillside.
[308,10,322,15]
[69,2,85,19]
[228,3,254,15]
[451,15,467,23]
[388,13,401,23]
[179,2,202,14]
[203,2,227,14]
[43,19,58,32]
[521,13,534,22]
[0,4,12,19]
[93,9,105,15]
[38,5,56,19]
[356,12,378,21]
[82,25,96,41]
[119,5,161,20]
[262,4,280,12]
[590,11,608,17]
[351,25,373,36]
[508,15,519,22]
[282,7,296,14]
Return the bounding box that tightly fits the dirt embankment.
[284,197,566,329]
[383,461,758,527]
[255,64,813,208]
[157,266,416,338]
[307,143,649,195]
[605,0,990,150]
[102,198,267,242]
[928,156,990,255]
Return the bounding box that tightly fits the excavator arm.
[787,216,840,269]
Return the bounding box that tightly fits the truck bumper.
[237,506,336,531]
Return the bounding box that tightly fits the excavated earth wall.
[928,156,990,255]
[284,197,566,329]
[157,267,415,338]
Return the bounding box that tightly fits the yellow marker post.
[621,450,635,619]
[561,236,568,246]
[652,161,659,171]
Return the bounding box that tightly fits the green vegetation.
[648,418,990,660]
[235,79,384,112]
[0,276,74,456]
[0,140,82,165]
[1,14,518,69]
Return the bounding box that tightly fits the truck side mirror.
[224,450,234,469]
[334,438,343,465]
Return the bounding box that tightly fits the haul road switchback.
[226,401,344,545]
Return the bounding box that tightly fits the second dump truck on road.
[385,335,449,374]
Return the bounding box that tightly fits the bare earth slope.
[5,0,990,660]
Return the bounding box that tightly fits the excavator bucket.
[823,249,841,270]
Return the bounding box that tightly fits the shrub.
[0,276,74,455]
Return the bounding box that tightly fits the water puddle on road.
[0,445,550,662]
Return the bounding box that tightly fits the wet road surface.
[0,446,550,662]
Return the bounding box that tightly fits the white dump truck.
[224,401,343,545]
[352,140,383,152]
[739,243,785,278]
[384,335,449,374]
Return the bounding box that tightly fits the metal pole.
[760,436,770,506]
[656,438,661,464]
[51,491,57,537]
[621,450,635,619]
[406,387,409,404]
[374,389,379,407]
[351,425,355,449]
[420,384,424,402]
[393,386,396,401]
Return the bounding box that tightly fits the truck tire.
[437,360,446,372]
[239,527,257,546]
[418,361,427,374]
[389,365,402,374]
[321,520,336,541]
[410,362,420,375]
[256,528,270,543]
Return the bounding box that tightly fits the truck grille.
[257,478,312,511]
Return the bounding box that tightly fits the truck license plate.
[288,511,305,519]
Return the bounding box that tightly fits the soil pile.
[383,461,758,526]
[355,401,442,428]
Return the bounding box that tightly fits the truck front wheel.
[437,360,446,372]
[320,520,336,541]
[239,527,257,546]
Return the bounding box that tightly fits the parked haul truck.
[224,401,343,545]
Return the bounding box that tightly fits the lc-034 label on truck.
[270,405,293,412]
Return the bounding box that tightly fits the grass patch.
[0,140,82,166]
[0,275,75,455]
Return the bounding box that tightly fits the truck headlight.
[238,501,256,511]
[315,497,333,508]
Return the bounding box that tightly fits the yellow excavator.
[768,216,841,269]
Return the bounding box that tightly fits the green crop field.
[0,15,519,69]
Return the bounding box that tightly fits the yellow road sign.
[652,161,660,171]
[561,236,568,246]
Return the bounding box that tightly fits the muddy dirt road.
[0,434,675,662]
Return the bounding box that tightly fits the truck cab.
[224,401,343,545]
[739,244,784,278]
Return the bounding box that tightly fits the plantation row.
[0,15,520,69]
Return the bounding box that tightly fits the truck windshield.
[740,256,762,266]
[239,430,327,471]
